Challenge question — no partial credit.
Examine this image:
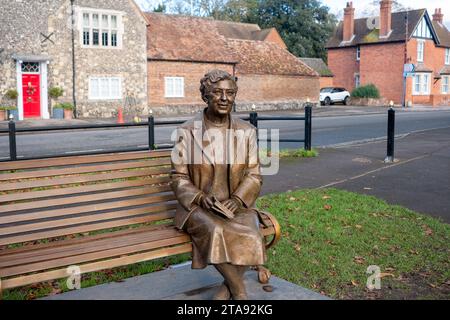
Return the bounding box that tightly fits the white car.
[320,87,350,105]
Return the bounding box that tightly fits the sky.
[136,0,450,29]
[321,0,450,28]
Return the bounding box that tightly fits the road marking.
[317,154,430,189]
[65,149,104,154]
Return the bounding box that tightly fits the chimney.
[433,8,444,24]
[343,2,355,42]
[380,0,392,38]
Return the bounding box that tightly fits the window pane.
[100,78,109,98]
[111,79,120,98]
[83,13,89,27]
[414,75,420,93]
[102,15,108,28]
[90,79,99,98]
[165,78,173,97]
[102,31,108,46]
[83,28,90,45]
[111,31,118,47]
[422,75,429,93]
[92,14,99,27]
[93,29,99,45]
[111,16,117,28]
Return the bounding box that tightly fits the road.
[1,110,450,160]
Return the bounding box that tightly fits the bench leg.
[256,266,271,284]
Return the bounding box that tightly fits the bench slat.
[0,166,170,192]
[1,243,193,290]
[0,195,176,234]
[0,223,170,257]
[0,150,172,171]
[0,225,178,268]
[0,157,172,181]
[0,184,172,214]
[0,206,176,246]
[1,230,190,277]
[0,176,171,203]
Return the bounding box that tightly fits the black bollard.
[385,108,395,163]
[304,105,312,151]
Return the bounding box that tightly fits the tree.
[153,3,167,12]
[361,0,413,17]
[246,0,337,60]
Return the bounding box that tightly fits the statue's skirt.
[184,207,267,269]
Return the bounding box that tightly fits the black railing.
[1,107,312,162]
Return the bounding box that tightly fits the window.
[446,48,450,65]
[80,11,120,48]
[355,74,360,88]
[442,76,450,94]
[356,46,360,61]
[165,77,184,98]
[417,40,425,62]
[412,73,431,95]
[89,77,122,100]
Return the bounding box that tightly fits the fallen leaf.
[351,280,359,286]
[379,273,394,278]
[424,227,433,236]
[355,225,363,229]
[428,283,437,288]
[354,256,365,264]
[289,197,296,201]
[322,195,331,199]
[294,244,301,252]
[324,205,332,210]
[385,267,395,272]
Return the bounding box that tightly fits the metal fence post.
[385,108,395,162]
[304,105,312,151]
[148,115,155,151]
[8,120,17,161]
[250,111,258,128]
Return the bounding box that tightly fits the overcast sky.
[136,0,450,28]
[322,0,450,28]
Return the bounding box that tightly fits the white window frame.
[412,73,431,95]
[164,77,185,98]
[442,76,450,94]
[445,48,450,65]
[356,46,360,61]
[417,40,425,62]
[355,73,360,88]
[78,8,123,49]
[89,77,122,100]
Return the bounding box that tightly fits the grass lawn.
[3,188,449,300]
[257,188,450,300]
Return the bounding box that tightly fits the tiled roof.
[440,66,450,75]
[146,13,316,77]
[228,39,318,76]
[146,13,238,64]
[326,9,426,48]
[432,21,450,48]
[299,58,333,77]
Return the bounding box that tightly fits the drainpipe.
[71,0,77,118]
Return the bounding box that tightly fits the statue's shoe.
[213,282,231,300]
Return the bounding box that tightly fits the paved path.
[262,127,450,223]
[42,263,329,300]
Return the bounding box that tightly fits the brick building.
[326,1,450,106]
[299,58,334,88]
[146,13,319,115]
[0,0,149,119]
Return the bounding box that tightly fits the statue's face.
[206,80,237,117]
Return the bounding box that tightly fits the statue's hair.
[200,69,238,103]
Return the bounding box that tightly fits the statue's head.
[200,70,238,116]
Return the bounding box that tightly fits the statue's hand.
[200,194,214,211]
[222,197,242,214]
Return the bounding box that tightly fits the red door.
[22,74,41,118]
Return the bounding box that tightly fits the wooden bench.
[0,150,280,298]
